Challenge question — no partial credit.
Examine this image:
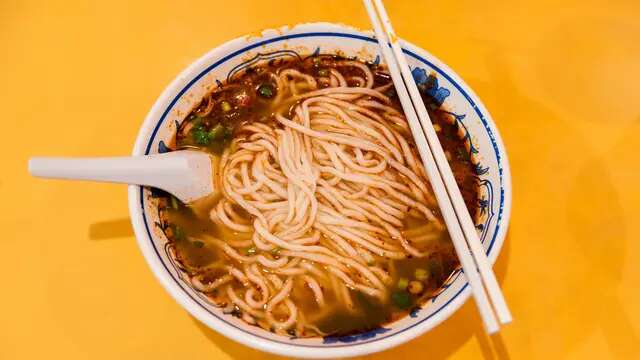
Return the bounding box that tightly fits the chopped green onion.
[391,291,412,309]
[208,123,225,140]
[270,246,281,255]
[397,277,409,290]
[192,127,210,145]
[257,84,275,99]
[193,240,204,248]
[245,246,257,255]
[220,100,232,112]
[414,268,429,281]
[317,69,329,77]
[170,195,179,209]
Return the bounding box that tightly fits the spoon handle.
[29,154,185,187]
[28,151,213,203]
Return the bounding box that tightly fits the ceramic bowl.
[128,22,512,359]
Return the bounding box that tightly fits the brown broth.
[155,55,479,337]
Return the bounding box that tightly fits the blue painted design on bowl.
[475,163,490,175]
[158,140,170,153]
[479,197,490,216]
[323,327,390,344]
[412,67,451,105]
[410,307,421,318]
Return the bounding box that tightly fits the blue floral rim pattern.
[139,31,505,348]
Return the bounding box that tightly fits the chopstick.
[363,0,512,333]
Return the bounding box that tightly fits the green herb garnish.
[391,291,412,309]
[257,84,275,99]
[192,127,211,145]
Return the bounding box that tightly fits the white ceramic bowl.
[128,22,512,359]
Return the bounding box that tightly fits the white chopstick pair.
[362,0,512,334]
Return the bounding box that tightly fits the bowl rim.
[127,22,512,359]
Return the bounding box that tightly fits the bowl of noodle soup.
[129,23,511,358]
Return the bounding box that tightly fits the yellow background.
[2,0,639,359]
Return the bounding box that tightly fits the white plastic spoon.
[28,150,214,203]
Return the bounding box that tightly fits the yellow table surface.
[2,0,639,359]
